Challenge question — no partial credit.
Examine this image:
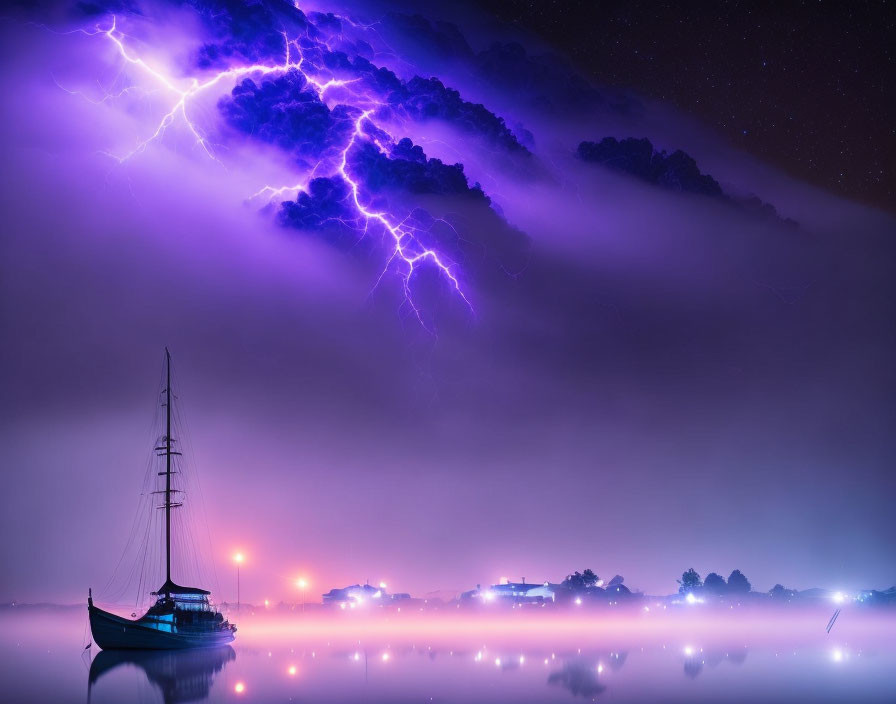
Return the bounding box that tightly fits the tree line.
[678,568,752,595]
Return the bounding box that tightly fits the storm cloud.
[1,0,894,605]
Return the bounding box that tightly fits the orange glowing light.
[297,578,308,589]
[288,665,297,676]
[234,682,245,694]
[233,553,245,564]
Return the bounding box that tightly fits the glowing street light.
[296,578,308,613]
[233,553,245,612]
[379,581,387,589]
[234,682,245,694]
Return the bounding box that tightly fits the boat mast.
[154,348,183,598]
[165,347,172,594]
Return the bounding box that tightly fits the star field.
[474,0,895,211]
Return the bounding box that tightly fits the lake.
[2,605,894,702]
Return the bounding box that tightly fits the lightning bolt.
[69,12,473,329]
[337,110,472,324]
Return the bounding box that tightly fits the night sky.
[0,0,894,605]
[473,0,896,212]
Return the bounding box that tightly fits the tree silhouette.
[563,569,599,591]
[563,571,585,591]
[703,572,727,595]
[768,584,794,600]
[727,570,751,594]
[678,568,702,594]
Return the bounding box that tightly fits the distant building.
[322,583,409,606]
[464,578,558,604]
[322,584,377,605]
[606,584,631,597]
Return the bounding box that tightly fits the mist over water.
[3,606,895,703]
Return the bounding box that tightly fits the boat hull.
[89,604,235,650]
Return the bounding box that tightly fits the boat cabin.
[151,580,213,611]
[140,580,228,633]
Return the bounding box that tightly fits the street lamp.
[296,578,308,613]
[233,553,245,612]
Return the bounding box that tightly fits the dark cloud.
[578,137,724,197]
[474,41,638,115]
[219,71,355,164]
[193,0,312,66]
[393,75,528,154]
[578,137,797,226]
[196,1,530,154]
[382,12,475,63]
[376,13,639,117]
[356,138,485,199]
[278,137,529,290]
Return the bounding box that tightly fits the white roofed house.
[321,583,382,605]
[321,582,410,607]
[479,578,558,604]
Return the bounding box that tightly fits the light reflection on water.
[2,608,894,703]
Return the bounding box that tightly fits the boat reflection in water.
[87,645,235,704]
[547,660,607,698]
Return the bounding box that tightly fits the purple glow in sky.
[73,12,474,327]
[0,0,894,606]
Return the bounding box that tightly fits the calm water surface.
[2,607,894,703]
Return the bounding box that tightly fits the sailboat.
[88,349,236,649]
